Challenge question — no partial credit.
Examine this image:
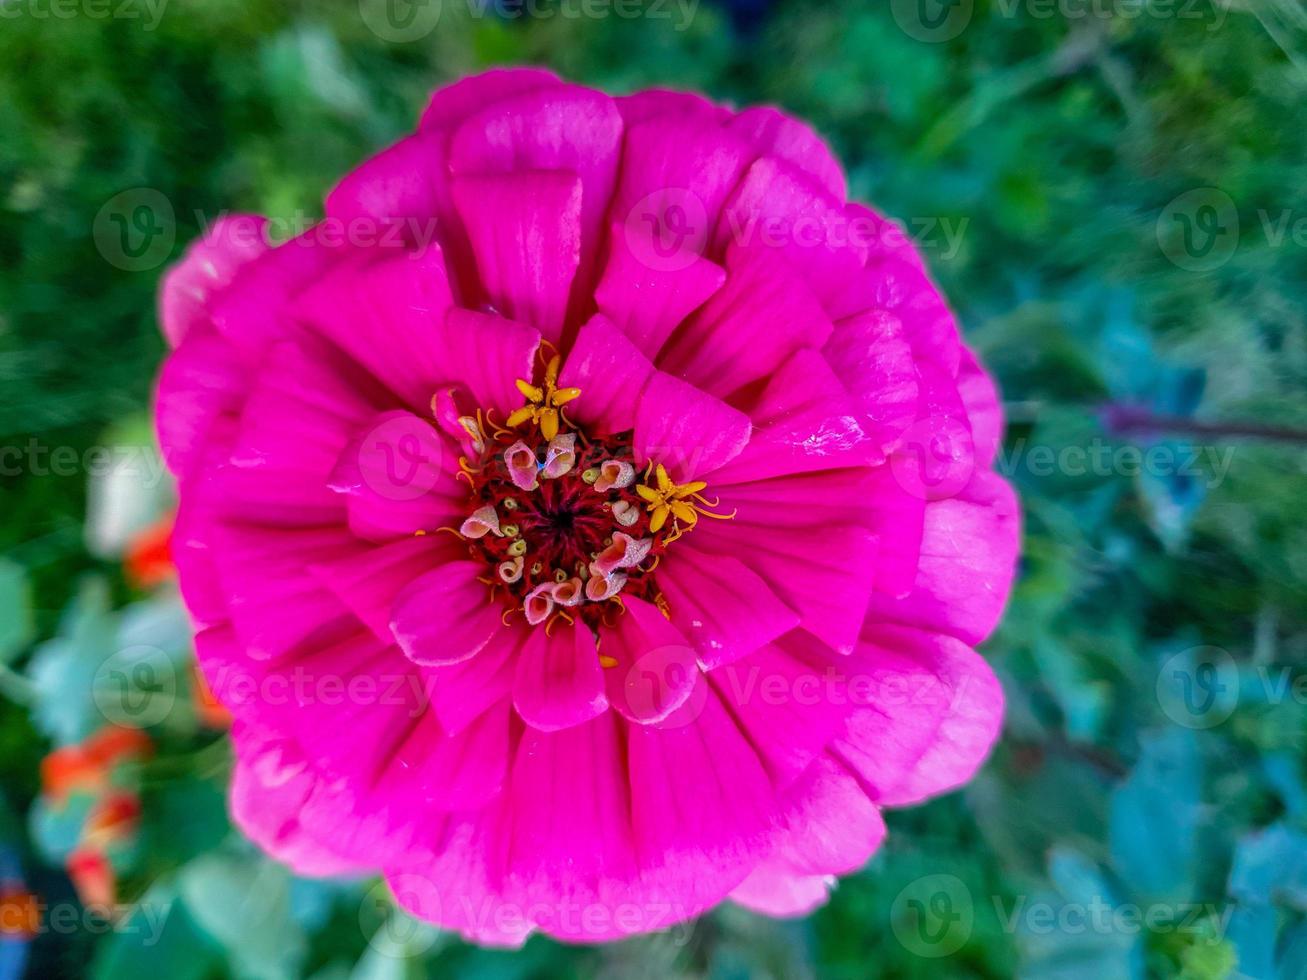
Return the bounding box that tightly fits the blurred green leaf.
[1228,823,1307,912]
[25,578,116,744]
[0,560,34,665]
[1110,729,1202,904]
[91,882,222,980]
[179,851,308,980]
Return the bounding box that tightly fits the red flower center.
[459,425,667,633]
[435,349,734,635]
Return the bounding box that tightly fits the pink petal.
[958,345,1004,468]
[325,128,444,224]
[500,699,785,941]
[729,107,847,200]
[390,808,534,948]
[169,494,229,629]
[450,85,623,309]
[438,309,541,419]
[229,723,368,877]
[500,704,784,940]
[708,380,874,488]
[847,202,927,269]
[603,597,699,725]
[426,632,520,735]
[211,523,362,661]
[887,358,977,502]
[328,410,465,541]
[291,245,456,410]
[556,314,654,436]
[154,332,247,483]
[502,713,636,935]
[609,115,753,268]
[743,348,849,427]
[708,348,879,484]
[823,309,919,455]
[625,688,776,909]
[728,866,833,917]
[658,239,834,401]
[728,758,886,916]
[419,67,562,131]
[389,561,503,666]
[208,227,349,360]
[692,472,880,655]
[322,130,480,298]
[196,623,363,725]
[860,465,927,599]
[513,623,607,732]
[310,536,450,643]
[450,171,583,345]
[388,703,513,812]
[709,638,855,788]
[761,755,886,876]
[865,254,963,378]
[616,89,729,126]
[832,624,1005,806]
[715,157,868,319]
[221,339,379,526]
[594,220,726,359]
[160,214,271,348]
[657,550,798,670]
[634,372,751,481]
[866,470,1020,645]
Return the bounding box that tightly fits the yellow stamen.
[483,407,515,441]
[545,608,574,637]
[540,407,559,441]
[505,405,536,429]
[669,500,698,524]
[655,593,672,620]
[638,464,734,542]
[510,353,582,437]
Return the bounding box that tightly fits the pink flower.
[156,68,1019,946]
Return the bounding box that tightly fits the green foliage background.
[1,0,1305,977]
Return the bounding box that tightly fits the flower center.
[436,350,734,634]
[459,425,667,631]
